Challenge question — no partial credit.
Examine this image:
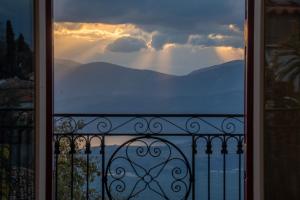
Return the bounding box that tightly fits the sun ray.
[156,44,175,74]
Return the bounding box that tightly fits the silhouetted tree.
[5,20,16,78]
[16,34,33,79]
[0,20,33,80]
[0,22,6,79]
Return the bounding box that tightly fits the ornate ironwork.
[106,136,191,200]
[53,114,245,200]
[0,108,35,200]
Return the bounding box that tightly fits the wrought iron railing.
[0,108,35,199]
[53,114,245,200]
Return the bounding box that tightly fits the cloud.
[54,0,244,49]
[188,34,243,48]
[151,32,188,50]
[54,0,244,33]
[106,37,147,53]
[228,24,242,33]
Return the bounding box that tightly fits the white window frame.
[35,0,265,199]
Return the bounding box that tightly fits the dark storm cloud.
[106,37,147,53]
[54,0,244,48]
[55,0,244,30]
[151,32,189,50]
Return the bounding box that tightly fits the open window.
[48,0,251,200]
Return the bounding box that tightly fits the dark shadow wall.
[264,0,300,199]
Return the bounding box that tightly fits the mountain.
[54,59,81,82]
[54,60,244,113]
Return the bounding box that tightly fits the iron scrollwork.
[106,136,191,200]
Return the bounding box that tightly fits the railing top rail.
[53,113,244,117]
[53,113,244,135]
[0,108,34,111]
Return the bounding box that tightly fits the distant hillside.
[54,60,244,113]
[54,59,81,82]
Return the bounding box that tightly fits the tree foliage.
[55,125,102,199]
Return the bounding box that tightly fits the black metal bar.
[101,136,105,200]
[0,108,34,112]
[53,113,244,118]
[223,152,226,200]
[55,154,58,200]
[237,137,244,200]
[192,136,196,200]
[70,136,74,200]
[222,137,227,200]
[86,151,89,200]
[239,152,242,200]
[0,148,3,200]
[208,154,211,200]
[0,127,33,130]
[54,133,244,137]
[204,137,213,200]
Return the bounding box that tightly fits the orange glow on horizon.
[214,46,244,62]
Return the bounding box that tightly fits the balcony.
[53,114,245,200]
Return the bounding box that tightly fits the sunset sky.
[54,0,245,75]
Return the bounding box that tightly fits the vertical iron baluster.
[55,154,59,200]
[86,153,89,200]
[237,138,243,200]
[86,139,91,200]
[208,153,211,200]
[54,139,60,200]
[70,136,75,200]
[206,138,212,200]
[238,152,241,200]
[0,143,4,200]
[0,170,1,199]
[101,136,105,200]
[221,137,228,200]
[192,136,196,200]
[223,150,226,200]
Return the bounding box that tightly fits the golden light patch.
[54,22,153,62]
[214,46,244,61]
[54,22,139,41]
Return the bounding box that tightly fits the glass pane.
[264,5,300,199]
[0,0,35,199]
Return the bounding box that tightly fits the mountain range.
[54,59,244,114]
